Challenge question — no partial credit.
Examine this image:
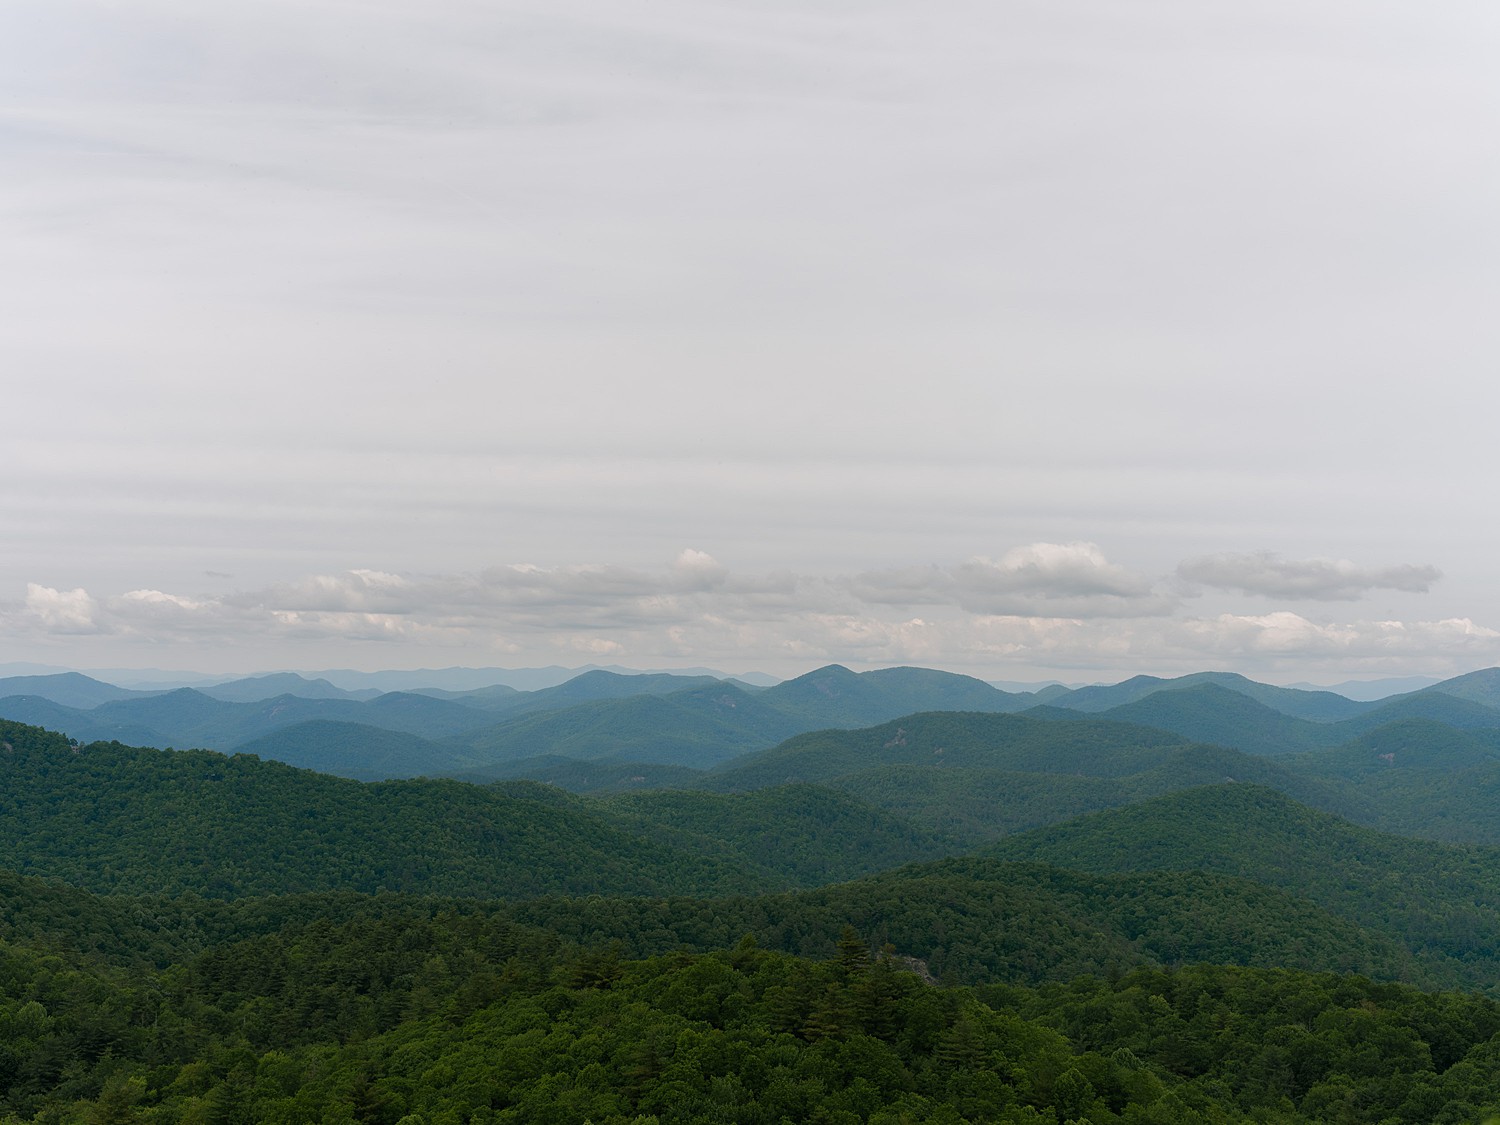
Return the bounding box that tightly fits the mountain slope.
[701,710,1190,791]
[504,857,1420,988]
[987,784,1500,983]
[0,672,147,709]
[1065,683,1500,758]
[453,681,806,768]
[1411,667,1500,710]
[0,719,773,900]
[498,669,728,715]
[231,720,485,780]
[598,784,959,886]
[757,663,1031,727]
[200,672,378,702]
[448,754,706,793]
[0,688,500,752]
[1088,682,1330,754]
[824,741,1355,844]
[1045,671,1371,720]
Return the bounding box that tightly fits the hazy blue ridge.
[0,687,500,753]
[1042,670,1374,720]
[230,719,486,780]
[451,681,807,768]
[199,672,381,702]
[0,672,152,709]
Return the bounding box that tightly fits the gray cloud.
[854,543,1176,619]
[1178,552,1442,600]
[4,4,1499,682]
[9,557,1499,683]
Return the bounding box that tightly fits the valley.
[4,663,1500,1122]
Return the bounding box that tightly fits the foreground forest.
[6,664,1500,1122]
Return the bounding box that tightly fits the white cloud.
[24,584,100,632]
[672,548,728,590]
[118,589,205,610]
[953,542,1171,617]
[16,542,1492,682]
[1178,552,1442,600]
[1171,612,1500,660]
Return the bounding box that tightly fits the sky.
[3,0,1499,684]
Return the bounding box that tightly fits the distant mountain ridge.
[1042,670,1372,720]
[0,663,1042,776]
[6,661,1500,784]
[1053,681,1500,757]
[199,672,382,702]
[0,672,156,710]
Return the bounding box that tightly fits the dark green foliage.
[8,695,1500,1123]
[598,785,960,885]
[1289,719,1500,778]
[996,963,1500,1121]
[500,859,1419,989]
[0,719,972,901]
[5,915,1500,1125]
[816,743,1350,845]
[0,723,779,899]
[451,754,706,793]
[989,784,1500,989]
[1270,720,1500,844]
[707,705,1500,852]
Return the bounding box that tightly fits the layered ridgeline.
[0,665,1035,777]
[0,719,957,898]
[7,664,1500,786]
[691,708,1500,849]
[5,716,1500,990]
[1064,680,1500,756]
[0,845,1418,991]
[987,784,1500,988]
[8,707,1500,1122]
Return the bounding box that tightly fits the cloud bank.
[9,543,1487,680]
[1178,552,1442,600]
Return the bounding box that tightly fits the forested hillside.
[988,784,1500,987]
[0,720,777,899]
[7,663,1500,1123]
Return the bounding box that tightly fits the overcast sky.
[3,0,1498,684]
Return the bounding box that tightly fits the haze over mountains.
[13,660,1500,856]
[5,662,1498,785]
[9,661,1500,1120]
